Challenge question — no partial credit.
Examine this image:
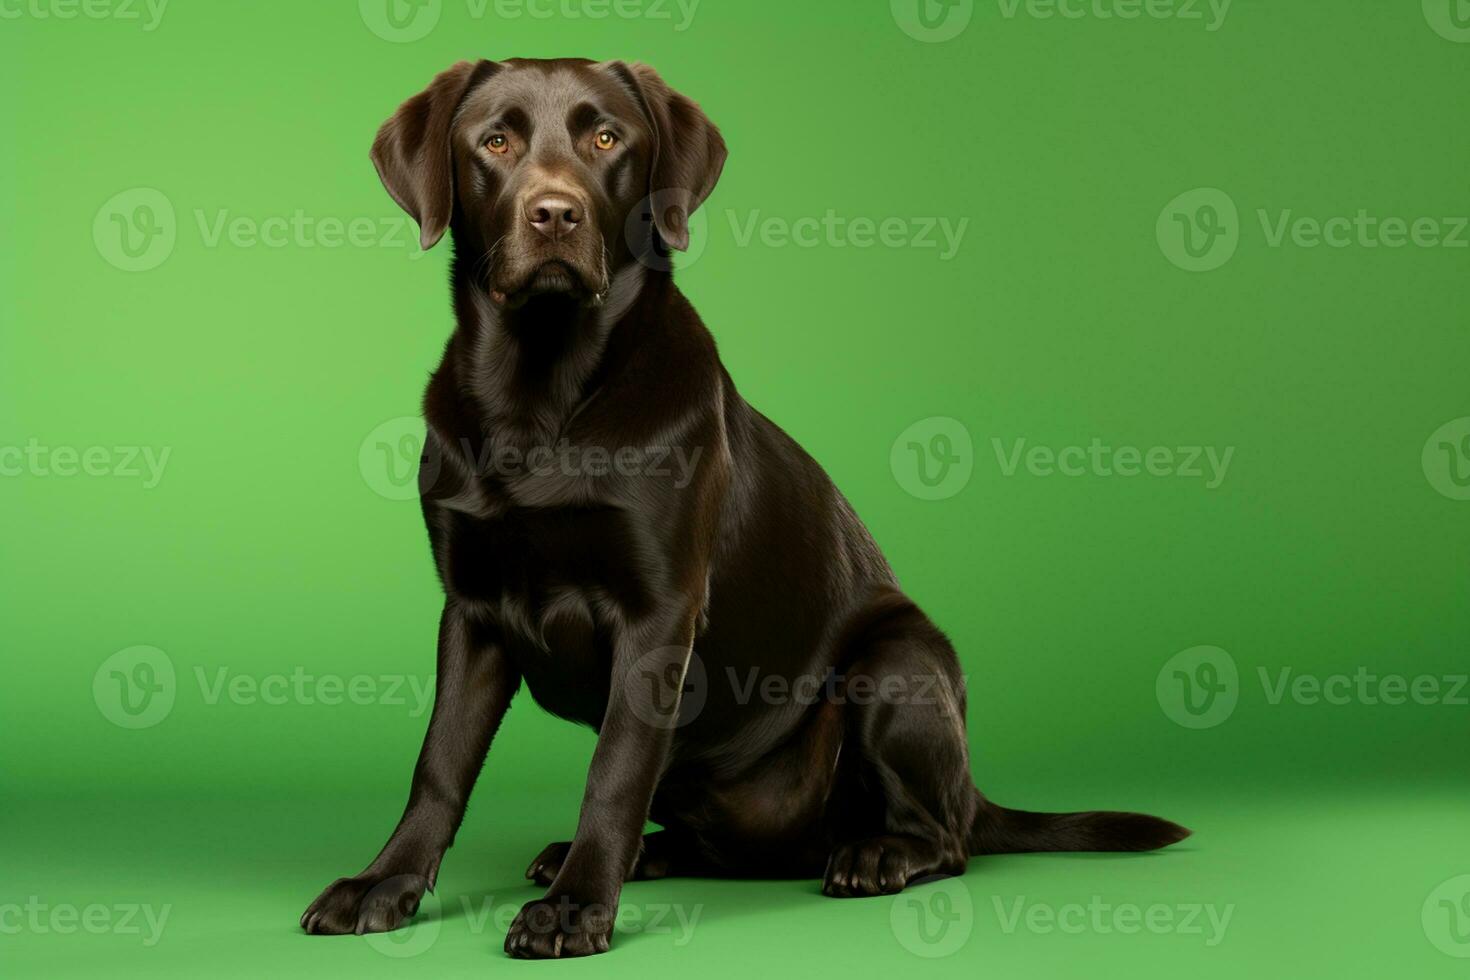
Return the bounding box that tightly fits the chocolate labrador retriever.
[301,58,1188,959]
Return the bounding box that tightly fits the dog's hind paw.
[300,872,429,935]
[524,841,571,887]
[823,836,959,898]
[525,833,677,886]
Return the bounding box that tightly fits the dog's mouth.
[526,260,580,294]
[492,259,603,308]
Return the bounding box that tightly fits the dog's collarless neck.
[452,264,666,435]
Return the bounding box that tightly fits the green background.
[3,0,1468,975]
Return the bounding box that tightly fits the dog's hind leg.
[820,591,977,898]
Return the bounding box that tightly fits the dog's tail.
[969,796,1190,855]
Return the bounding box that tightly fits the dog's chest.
[432,501,650,726]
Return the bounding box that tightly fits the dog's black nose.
[526,195,582,240]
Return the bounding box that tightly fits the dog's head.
[372,58,726,307]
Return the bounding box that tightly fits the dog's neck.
[450,262,654,442]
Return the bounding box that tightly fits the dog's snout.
[526,194,583,240]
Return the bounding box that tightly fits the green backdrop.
[3,0,1468,976]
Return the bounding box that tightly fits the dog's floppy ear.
[605,61,727,252]
[371,60,496,250]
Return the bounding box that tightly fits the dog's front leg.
[302,603,517,935]
[504,613,695,959]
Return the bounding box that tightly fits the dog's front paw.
[504,894,614,958]
[301,872,429,935]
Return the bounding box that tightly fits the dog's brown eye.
[486,135,509,154]
[594,130,618,151]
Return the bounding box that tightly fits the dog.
[301,58,1189,959]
